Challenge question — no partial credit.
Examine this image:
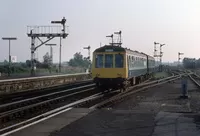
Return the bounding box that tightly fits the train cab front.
[92,52,126,90]
[92,47,126,89]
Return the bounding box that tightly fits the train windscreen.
[105,54,113,68]
[95,54,103,68]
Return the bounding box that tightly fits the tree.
[196,59,200,68]
[26,60,31,67]
[68,52,90,68]
[3,60,8,65]
[43,52,51,68]
[183,58,196,69]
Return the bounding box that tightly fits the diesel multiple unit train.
[91,45,156,92]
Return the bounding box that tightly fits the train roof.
[94,45,125,52]
[94,45,154,58]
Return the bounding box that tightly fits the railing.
[27,26,63,35]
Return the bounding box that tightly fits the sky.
[0,0,200,63]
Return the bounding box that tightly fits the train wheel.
[123,87,127,92]
[120,84,127,93]
[119,84,124,93]
[120,88,124,93]
[136,77,140,84]
[130,78,134,86]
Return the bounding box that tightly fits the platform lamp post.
[45,44,56,73]
[2,37,17,76]
[83,46,91,73]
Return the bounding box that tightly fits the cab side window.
[115,54,124,68]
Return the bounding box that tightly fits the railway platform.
[5,77,200,136]
[0,73,91,96]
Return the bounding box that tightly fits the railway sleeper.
[16,112,21,118]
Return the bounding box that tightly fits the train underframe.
[94,73,153,93]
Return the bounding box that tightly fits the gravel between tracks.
[50,78,200,136]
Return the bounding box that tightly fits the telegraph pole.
[45,44,57,63]
[2,37,17,76]
[45,44,56,73]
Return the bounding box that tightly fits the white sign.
[11,56,17,63]
[105,49,113,52]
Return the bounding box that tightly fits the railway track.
[0,82,97,127]
[0,72,186,135]
[90,73,183,109]
[188,73,200,86]
[0,79,93,104]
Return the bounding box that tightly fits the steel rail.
[0,83,95,110]
[0,92,103,135]
[0,86,96,118]
[188,74,200,87]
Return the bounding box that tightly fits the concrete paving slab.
[9,108,93,136]
[153,111,200,136]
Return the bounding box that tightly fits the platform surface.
[9,108,93,136]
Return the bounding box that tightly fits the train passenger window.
[105,54,113,68]
[95,54,103,68]
[115,54,124,68]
